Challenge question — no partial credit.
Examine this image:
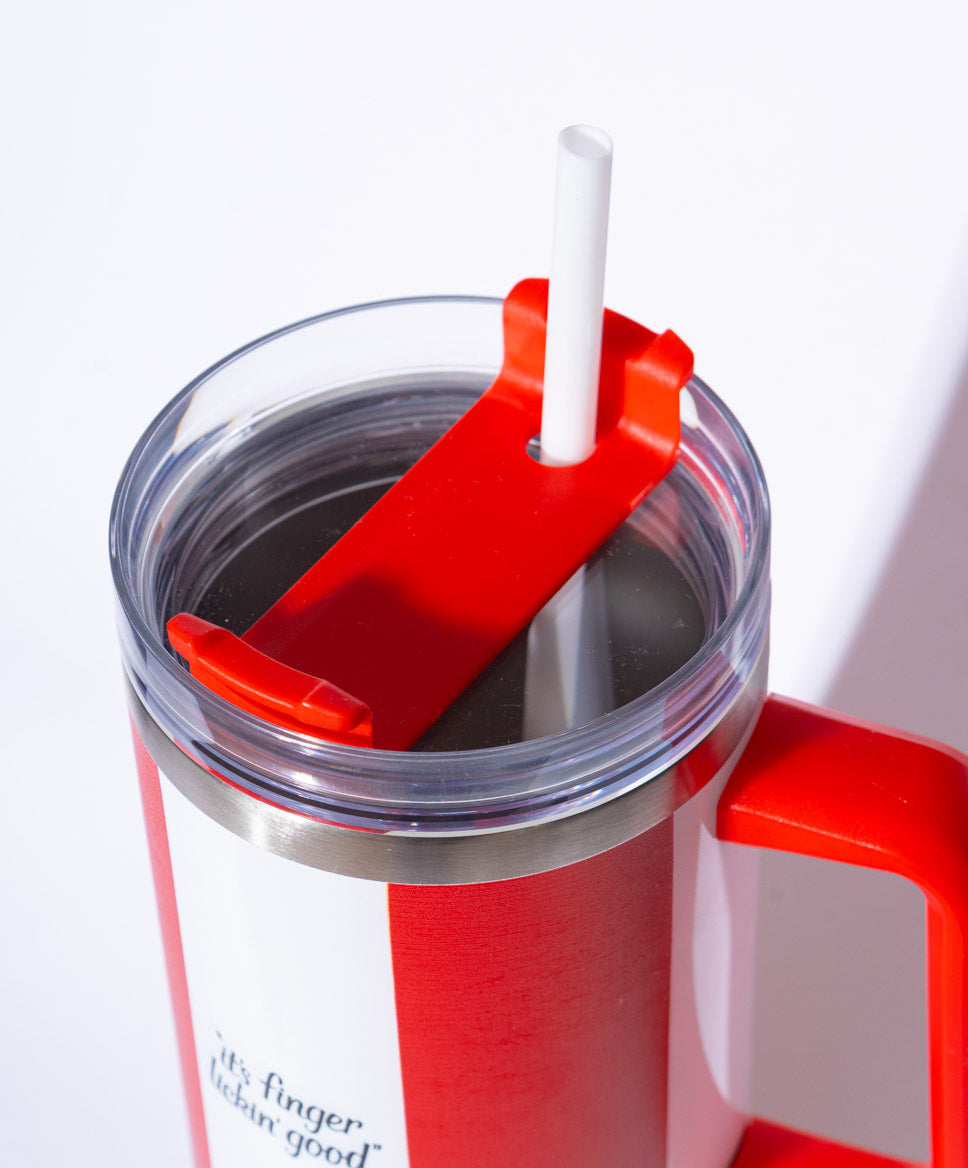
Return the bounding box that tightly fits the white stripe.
[667,784,756,1166]
[160,772,410,1167]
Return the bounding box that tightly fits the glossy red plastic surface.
[168,278,693,748]
[721,695,968,1168]
[166,613,374,746]
[732,1118,918,1166]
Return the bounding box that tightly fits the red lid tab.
[167,614,374,746]
[167,278,693,749]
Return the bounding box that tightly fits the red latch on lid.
[167,278,694,749]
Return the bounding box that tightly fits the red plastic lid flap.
[168,278,694,749]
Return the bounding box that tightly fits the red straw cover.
[168,279,693,749]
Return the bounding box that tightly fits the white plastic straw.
[522,562,614,740]
[540,125,614,465]
[523,126,615,739]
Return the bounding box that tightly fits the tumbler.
[111,290,968,1168]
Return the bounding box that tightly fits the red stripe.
[388,825,672,1167]
[131,725,211,1168]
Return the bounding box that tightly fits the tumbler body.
[112,297,771,1168]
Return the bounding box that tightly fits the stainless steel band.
[128,651,766,886]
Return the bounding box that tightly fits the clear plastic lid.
[111,296,770,834]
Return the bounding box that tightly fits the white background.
[2,1,967,1163]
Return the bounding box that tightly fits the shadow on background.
[750,347,968,1161]
[826,350,968,750]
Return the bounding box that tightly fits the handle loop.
[718,695,968,1168]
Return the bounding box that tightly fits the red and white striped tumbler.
[111,292,968,1168]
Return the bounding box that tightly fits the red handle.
[717,695,968,1168]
